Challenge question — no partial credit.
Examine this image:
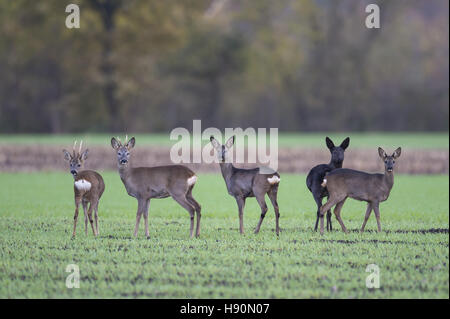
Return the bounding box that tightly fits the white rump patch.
[321,179,327,187]
[187,175,197,186]
[74,179,92,191]
[267,175,280,184]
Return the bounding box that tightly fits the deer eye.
[77,164,81,167]
[126,152,130,156]
[118,152,122,156]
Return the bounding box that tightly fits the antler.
[79,140,83,153]
[73,140,77,157]
[116,135,129,146]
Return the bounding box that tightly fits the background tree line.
[0,0,448,133]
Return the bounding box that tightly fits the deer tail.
[267,175,281,185]
[74,179,92,191]
[187,175,197,186]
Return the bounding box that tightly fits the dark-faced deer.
[210,135,281,235]
[63,141,105,238]
[111,136,201,238]
[306,137,350,232]
[319,147,401,235]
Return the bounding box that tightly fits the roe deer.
[319,147,401,235]
[111,136,201,238]
[210,135,281,235]
[63,141,105,238]
[306,137,350,232]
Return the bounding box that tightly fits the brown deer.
[111,136,201,238]
[210,135,281,235]
[63,141,105,238]
[319,147,401,235]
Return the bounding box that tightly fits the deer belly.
[150,189,170,199]
[348,190,369,202]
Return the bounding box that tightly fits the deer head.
[378,147,401,172]
[326,136,350,166]
[111,135,135,166]
[63,140,89,177]
[210,135,235,163]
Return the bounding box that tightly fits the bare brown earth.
[0,145,447,174]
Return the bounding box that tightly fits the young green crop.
[0,173,448,298]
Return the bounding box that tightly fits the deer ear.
[210,136,221,149]
[225,135,235,149]
[126,137,135,150]
[111,137,120,150]
[378,147,387,159]
[63,149,72,161]
[340,137,350,150]
[325,137,335,150]
[393,147,401,159]
[80,149,89,161]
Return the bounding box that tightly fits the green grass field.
[0,132,448,149]
[0,172,448,298]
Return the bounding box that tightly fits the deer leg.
[143,199,150,239]
[87,202,97,236]
[333,198,348,234]
[171,194,196,238]
[235,197,246,234]
[268,187,280,236]
[72,198,82,238]
[319,197,340,235]
[93,201,100,236]
[325,192,332,232]
[82,201,88,236]
[313,194,322,232]
[373,202,382,232]
[360,203,373,233]
[254,193,268,234]
[133,199,145,237]
[186,188,201,237]
[326,209,332,232]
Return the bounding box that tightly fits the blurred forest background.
[0,0,448,133]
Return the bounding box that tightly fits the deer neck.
[383,169,395,191]
[118,163,132,183]
[329,159,343,169]
[219,162,234,184]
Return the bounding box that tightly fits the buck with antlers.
[210,135,281,235]
[63,141,105,238]
[111,136,201,238]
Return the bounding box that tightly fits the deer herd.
[63,135,401,239]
